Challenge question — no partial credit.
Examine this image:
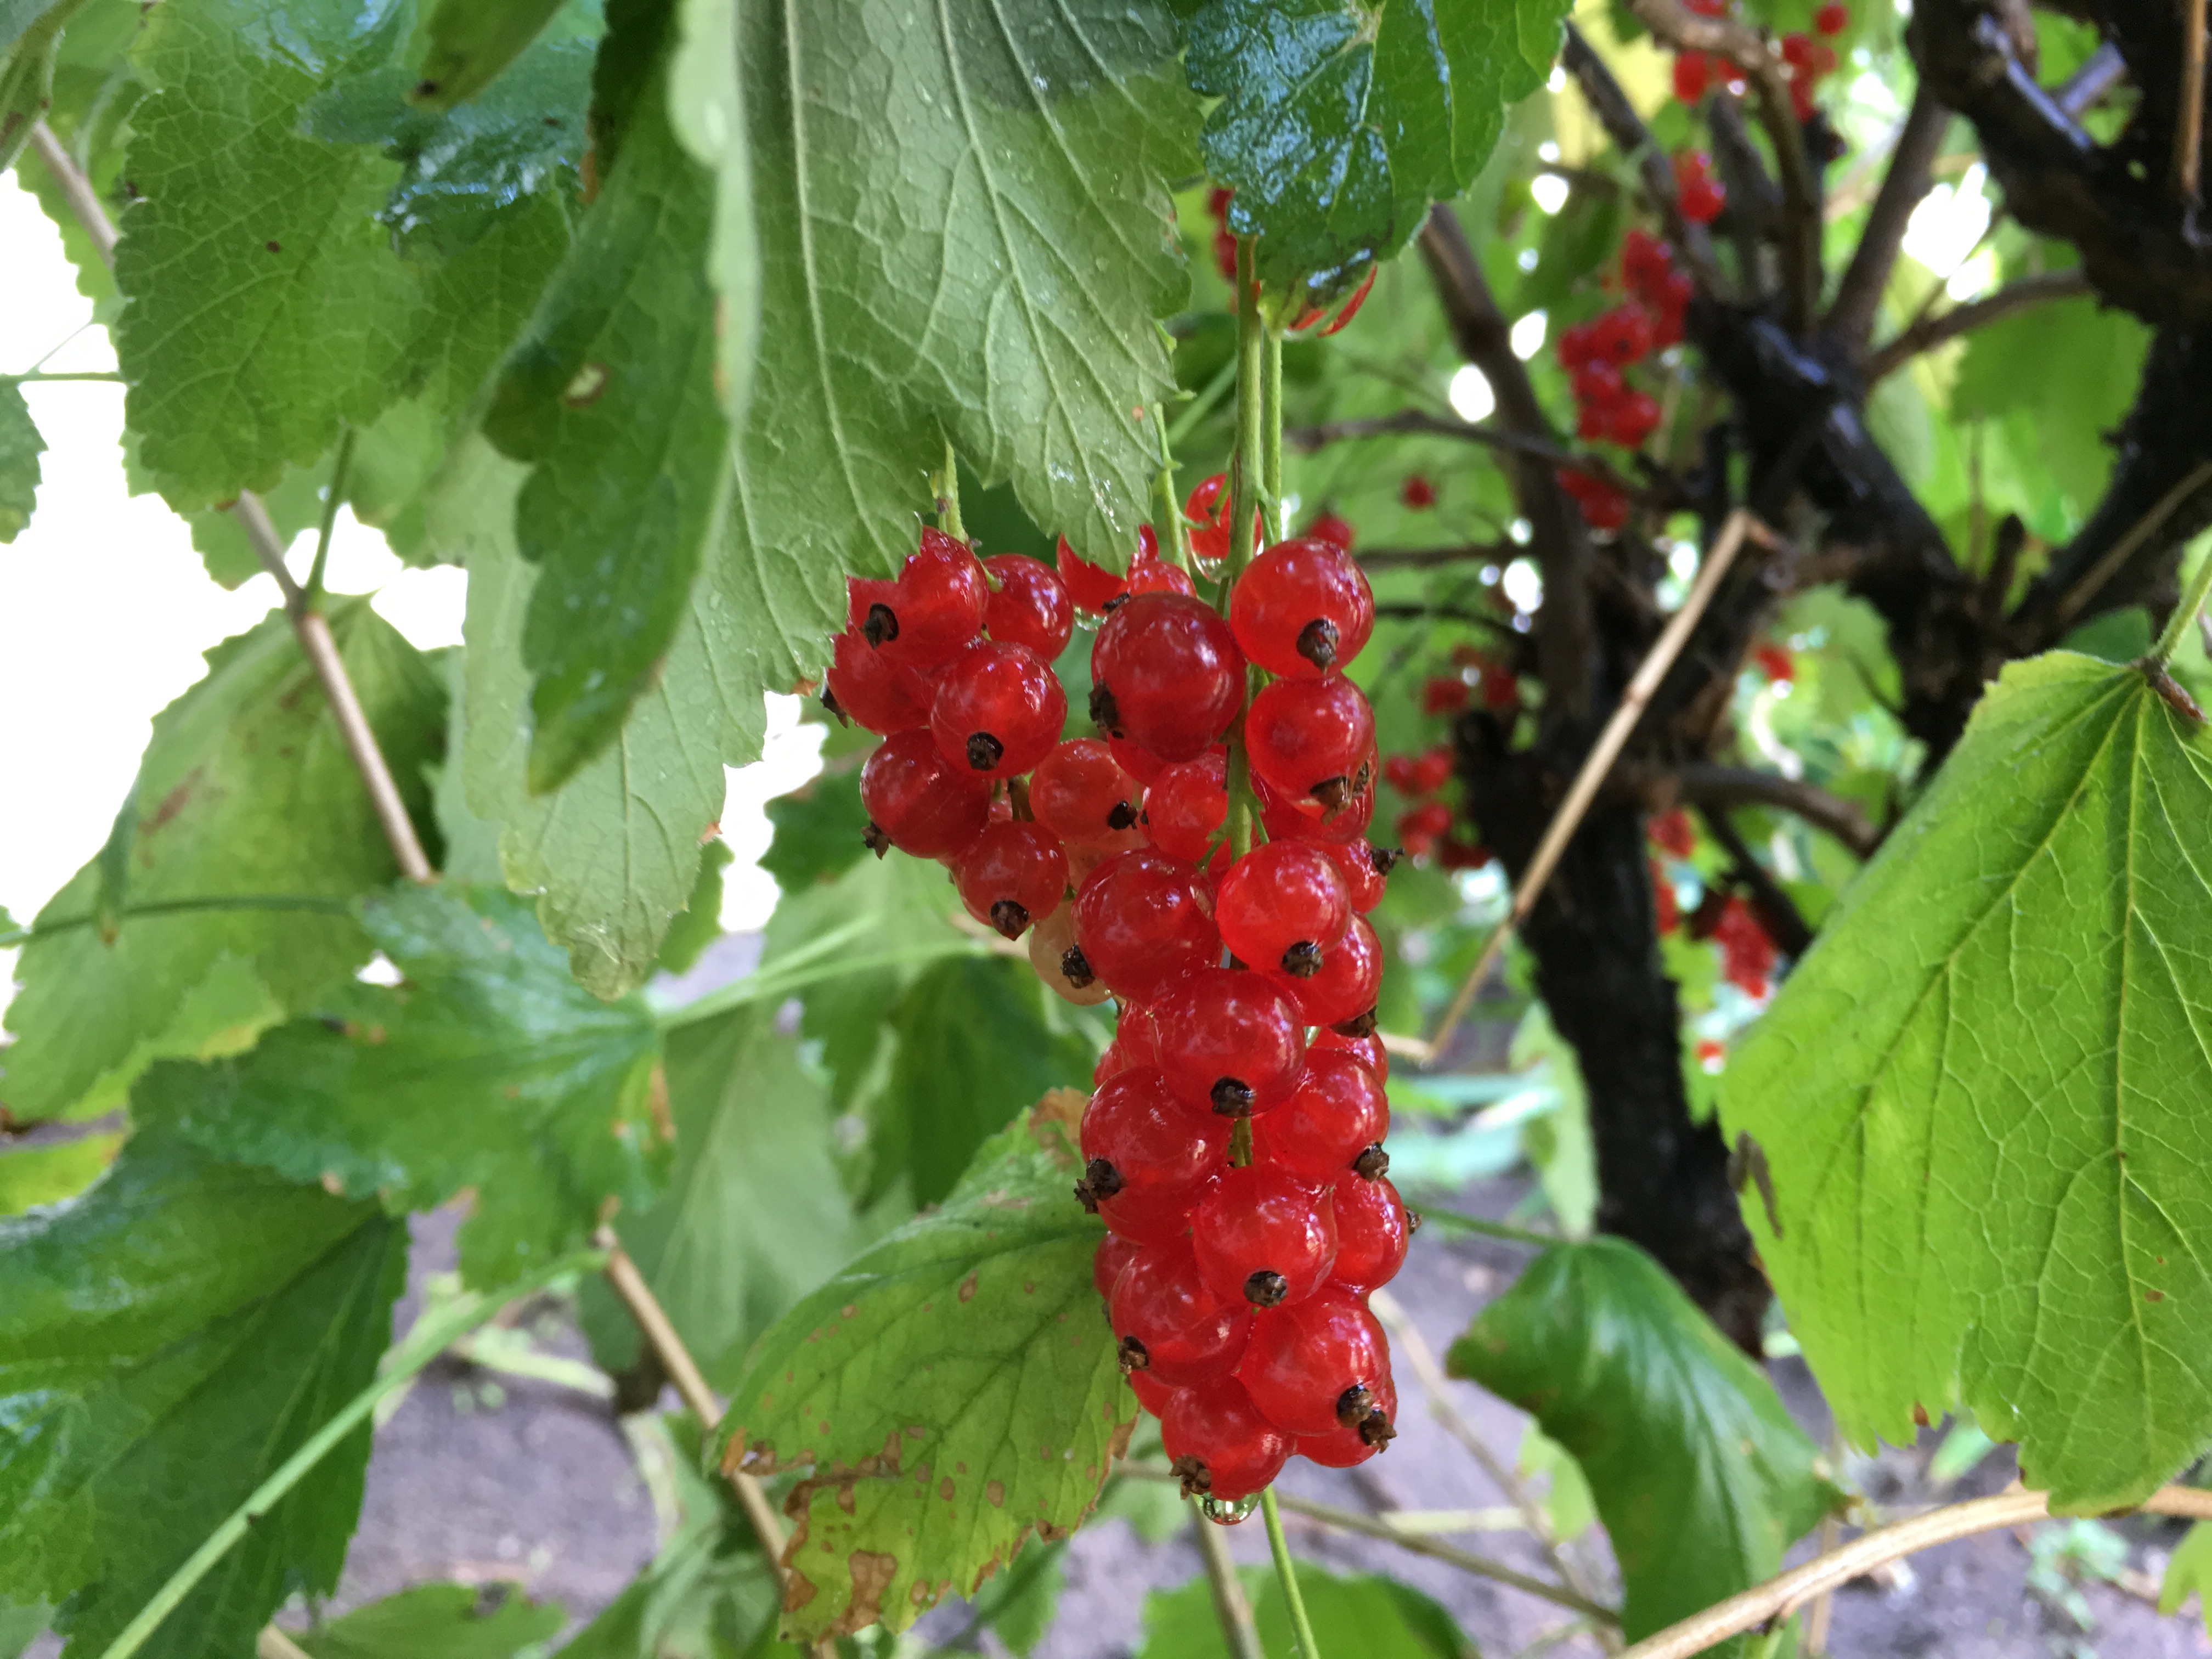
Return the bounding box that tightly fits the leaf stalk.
[1260,1487,1323,1659]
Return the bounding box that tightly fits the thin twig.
[28,122,118,263]
[2180,0,2208,204]
[1664,764,1880,858]
[1864,268,2092,383]
[304,426,356,607]
[2052,457,2212,629]
[1414,1207,1559,1250]
[1414,512,1758,1064]
[1191,1500,1267,1659]
[1826,88,1950,355]
[2056,43,2128,117]
[256,1628,311,1659]
[1617,1486,2212,1659]
[1369,1289,1611,1632]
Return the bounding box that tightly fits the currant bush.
[830,510,1409,1505]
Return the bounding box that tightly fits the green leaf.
[1,600,445,1124]
[112,0,419,510]
[1448,1237,1838,1650]
[411,0,572,111]
[0,1,78,170]
[138,882,663,1289]
[964,1539,1065,1656]
[1137,1562,1471,1659]
[655,838,734,975]
[481,70,727,791]
[579,1001,858,1391]
[1722,652,2212,1510]
[0,1132,407,1659]
[668,0,757,427]
[0,381,42,542]
[1952,292,2147,516]
[0,1132,123,1216]
[2159,1520,2212,1628]
[875,955,1098,1208]
[1186,0,1568,307]
[296,1583,566,1658]
[717,1096,1135,1643]
[761,775,872,894]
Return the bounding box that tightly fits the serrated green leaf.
[296,1583,566,1659]
[654,838,734,975]
[1721,651,2212,1509]
[481,71,726,791]
[579,1001,858,1390]
[0,381,43,541]
[1448,1237,1838,1652]
[761,774,872,894]
[964,1539,1065,1656]
[0,1132,407,1659]
[1137,1562,1470,1659]
[1187,0,1568,307]
[1951,291,2146,515]
[411,0,572,112]
[668,0,756,427]
[2160,1520,2212,1628]
[0,1132,123,1216]
[718,1096,1135,1643]
[875,956,1097,1207]
[0,0,86,172]
[1,600,445,1124]
[138,882,663,1289]
[113,0,420,510]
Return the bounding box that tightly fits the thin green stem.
[303,427,356,611]
[1262,329,1284,541]
[2151,540,2212,665]
[1192,1499,1268,1659]
[1226,238,1267,594]
[95,1249,606,1659]
[1414,1206,1560,1250]
[1261,1488,1322,1659]
[3,369,122,383]
[1168,355,1239,450]
[1153,403,1194,573]
[934,437,965,541]
[1,893,357,949]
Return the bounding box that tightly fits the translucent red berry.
[1673,48,1712,102]
[823,625,933,734]
[1306,511,1355,550]
[931,641,1067,779]
[1215,841,1350,978]
[1126,558,1197,599]
[1163,1378,1291,1501]
[1328,1173,1409,1294]
[1029,738,1142,849]
[1675,151,1725,223]
[1079,1067,1229,1244]
[1296,1368,1398,1467]
[953,821,1067,939]
[983,553,1074,661]
[850,528,988,669]
[1400,475,1436,510]
[1312,1026,1389,1080]
[1091,594,1247,763]
[1142,752,1229,869]
[1815,1,1848,32]
[1129,1368,1180,1419]
[1109,1235,1252,1386]
[1245,675,1375,807]
[1266,913,1381,1030]
[1318,839,1391,913]
[1228,537,1376,678]
[1256,754,1376,844]
[1152,969,1308,1119]
[1191,1164,1338,1308]
[1055,535,1126,613]
[1239,1286,1387,1436]
[1108,735,1167,786]
[1254,1050,1389,1182]
[1073,850,1222,1000]
[1093,1233,1141,1301]
[1093,1001,1163,1085]
[860,729,989,859]
[1029,904,1111,1007]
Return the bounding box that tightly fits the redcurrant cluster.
[1673,1,1848,121]
[1550,227,1693,532]
[823,507,1409,1506]
[1645,808,1780,997]
[1672,150,1726,224]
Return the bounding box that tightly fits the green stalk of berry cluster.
[1222,239,1274,867]
[1261,1485,1325,1659]
[933,436,965,541]
[1153,400,1197,573]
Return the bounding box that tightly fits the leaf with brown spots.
[718,1102,1132,1641]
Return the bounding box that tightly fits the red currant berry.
[1675,151,1725,223]
[1399,800,1453,847]
[1107,734,1167,787]
[1254,1050,1389,1182]
[1229,537,1375,679]
[860,729,989,859]
[1129,1368,1180,1419]
[1142,752,1229,868]
[954,821,1067,939]
[1238,1285,1387,1436]
[1266,914,1382,1031]
[1126,557,1198,599]
[1312,1026,1389,1080]
[1318,840,1392,914]
[1153,969,1307,1118]
[1245,675,1375,807]
[1256,754,1376,844]
[1073,850,1222,1001]
[931,641,1067,779]
[823,626,933,734]
[1094,1233,1141,1301]
[1673,48,1712,102]
[1328,1173,1409,1294]
[1030,904,1111,1007]
[1163,1378,1291,1502]
[1400,474,1436,510]
[1093,1001,1163,1085]
[983,553,1074,660]
[1091,594,1247,763]
[1408,746,1453,795]
[849,528,988,669]
[1296,1369,1398,1466]
[1420,675,1468,716]
[1031,739,1143,847]
[1814,0,1848,32]
[1109,1236,1252,1386]
[1306,511,1356,550]
[1191,1164,1338,1308]
[1055,535,1126,613]
[1079,1067,1230,1244]
[1216,842,1350,978]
